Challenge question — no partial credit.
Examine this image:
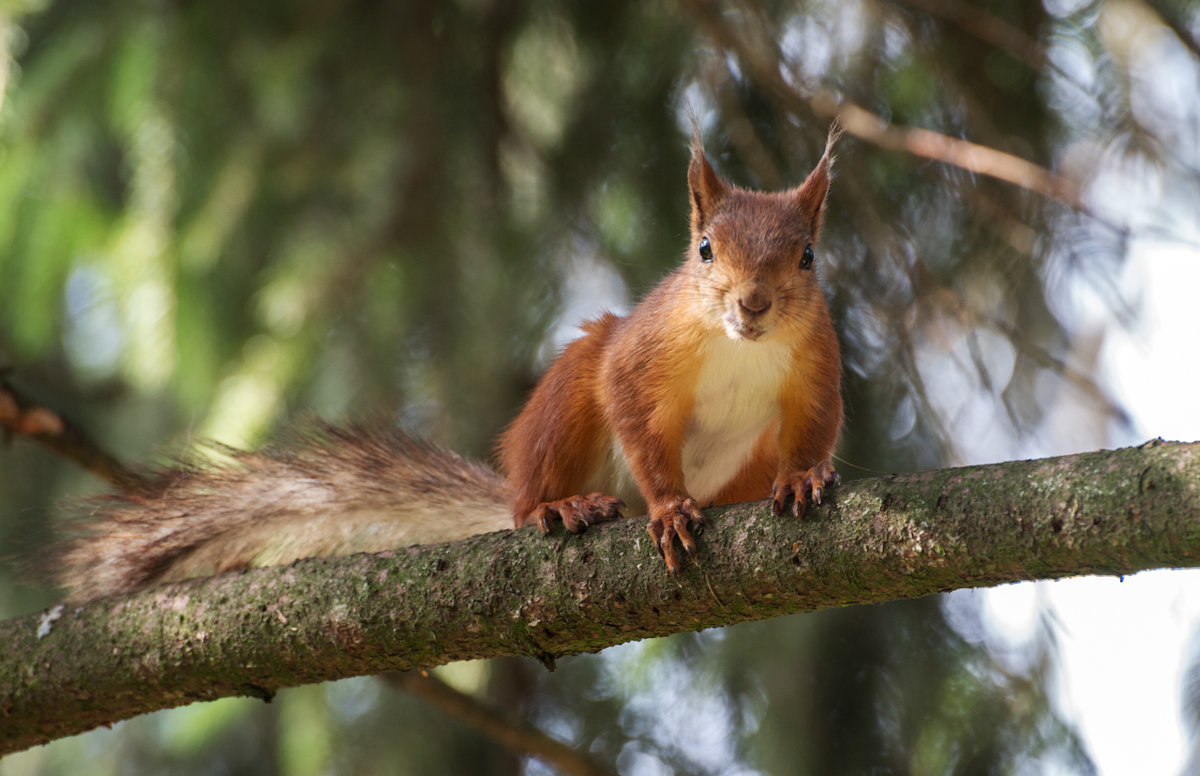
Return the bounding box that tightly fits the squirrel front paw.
[772,460,839,518]
[530,493,624,534]
[647,497,706,574]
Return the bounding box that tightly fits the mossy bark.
[2,440,1198,754]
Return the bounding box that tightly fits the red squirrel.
[56,128,842,602]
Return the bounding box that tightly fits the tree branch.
[3,440,1198,755]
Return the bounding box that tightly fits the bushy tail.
[55,423,512,603]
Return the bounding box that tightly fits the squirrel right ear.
[791,122,842,240]
[688,138,728,234]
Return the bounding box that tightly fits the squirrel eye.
[698,237,714,263]
[799,244,814,270]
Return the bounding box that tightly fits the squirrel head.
[685,125,839,343]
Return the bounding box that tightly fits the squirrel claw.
[772,461,839,518]
[647,497,705,574]
[531,493,624,534]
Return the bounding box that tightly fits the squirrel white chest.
[682,336,790,503]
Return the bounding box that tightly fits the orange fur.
[57,129,844,601]
[498,127,843,571]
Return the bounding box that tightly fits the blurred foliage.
[2,0,1198,773]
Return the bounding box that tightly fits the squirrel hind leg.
[524,493,625,535]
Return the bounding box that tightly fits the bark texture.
[2,440,1198,754]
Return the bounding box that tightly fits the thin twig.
[682,0,1084,207]
[812,95,1082,207]
[0,377,144,491]
[384,671,615,776]
[891,0,1048,70]
[704,59,787,190]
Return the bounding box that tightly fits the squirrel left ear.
[688,135,728,234]
[792,122,841,240]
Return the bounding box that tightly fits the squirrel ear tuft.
[792,122,841,240]
[688,133,728,234]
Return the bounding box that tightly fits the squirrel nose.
[738,290,771,316]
